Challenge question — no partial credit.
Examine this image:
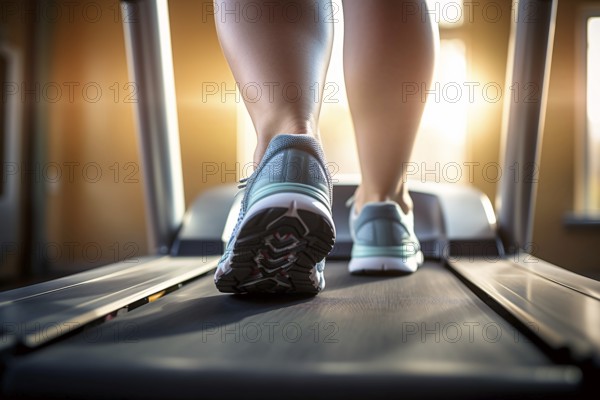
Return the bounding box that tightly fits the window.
[583,17,600,213]
[575,10,600,218]
[237,0,469,184]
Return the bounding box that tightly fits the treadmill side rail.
[0,256,218,350]
[449,255,600,366]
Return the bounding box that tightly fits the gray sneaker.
[214,134,335,294]
[348,201,423,274]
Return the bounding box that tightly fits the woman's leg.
[342,0,436,214]
[214,0,334,165]
[213,1,337,293]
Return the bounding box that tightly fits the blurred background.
[1,0,599,289]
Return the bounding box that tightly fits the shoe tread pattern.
[216,203,334,295]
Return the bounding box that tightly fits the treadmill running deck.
[2,262,580,399]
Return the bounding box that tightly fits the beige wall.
[170,0,238,198]
[464,0,510,205]
[533,0,600,273]
[45,0,144,271]
[39,0,600,276]
[44,0,236,271]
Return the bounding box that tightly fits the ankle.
[254,122,319,166]
[394,192,413,215]
[354,186,413,215]
[353,192,387,214]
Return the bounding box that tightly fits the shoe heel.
[219,194,335,294]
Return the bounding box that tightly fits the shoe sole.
[216,194,335,295]
[348,252,424,275]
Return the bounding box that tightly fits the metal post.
[0,43,22,277]
[121,0,185,255]
[496,0,557,254]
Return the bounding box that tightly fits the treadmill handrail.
[121,0,185,255]
[496,0,558,254]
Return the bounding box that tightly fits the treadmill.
[1,0,599,398]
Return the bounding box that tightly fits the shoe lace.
[237,177,248,189]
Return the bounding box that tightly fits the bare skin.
[214,0,333,166]
[342,0,435,214]
[215,0,436,214]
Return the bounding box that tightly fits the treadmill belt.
[2,262,579,399]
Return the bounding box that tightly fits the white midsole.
[348,252,423,273]
[244,192,335,236]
